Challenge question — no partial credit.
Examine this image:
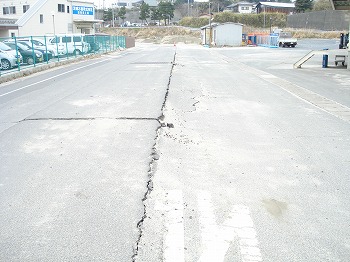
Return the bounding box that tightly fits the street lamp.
[51,11,56,36]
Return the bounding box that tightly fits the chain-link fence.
[287,11,350,31]
[0,35,126,76]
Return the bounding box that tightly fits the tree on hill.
[158,1,175,25]
[118,7,127,23]
[295,0,314,12]
[139,2,151,23]
[103,8,113,21]
[151,7,162,24]
[313,0,332,11]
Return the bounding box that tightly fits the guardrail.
[0,35,126,77]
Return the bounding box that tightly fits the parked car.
[18,41,52,61]
[8,38,62,57]
[0,42,22,70]
[29,37,64,57]
[4,40,53,62]
[49,34,90,55]
[5,42,43,65]
[278,32,297,48]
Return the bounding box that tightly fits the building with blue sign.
[0,0,101,37]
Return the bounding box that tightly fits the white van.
[49,34,90,55]
[21,38,63,57]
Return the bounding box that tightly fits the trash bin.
[322,49,328,68]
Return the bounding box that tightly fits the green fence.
[0,35,126,76]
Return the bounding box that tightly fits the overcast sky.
[94,0,114,9]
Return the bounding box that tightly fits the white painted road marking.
[163,190,185,262]
[197,190,262,262]
[0,58,112,98]
[225,205,262,262]
[155,190,262,262]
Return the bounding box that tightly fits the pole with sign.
[330,0,350,69]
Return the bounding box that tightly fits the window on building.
[23,5,30,13]
[3,6,16,15]
[10,6,16,14]
[58,4,65,12]
[67,6,70,13]
[40,14,43,23]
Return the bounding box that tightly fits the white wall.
[239,5,252,14]
[16,0,95,37]
[0,0,37,19]
[214,24,242,47]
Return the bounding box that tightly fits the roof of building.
[16,0,48,27]
[227,2,255,8]
[201,22,243,30]
[258,2,295,8]
[0,18,18,27]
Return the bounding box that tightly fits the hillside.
[100,27,202,44]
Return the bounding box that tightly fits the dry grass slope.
[100,26,343,45]
[101,27,201,44]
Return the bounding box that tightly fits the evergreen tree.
[139,3,151,23]
[151,7,162,23]
[103,8,113,21]
[118,7,127,23]
[158,1,175,25]
[295,0,314,12]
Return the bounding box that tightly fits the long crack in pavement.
[132,51,177,261]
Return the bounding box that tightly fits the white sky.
[94,0,113,8]
[93,0,137,8]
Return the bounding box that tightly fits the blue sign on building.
[72,6,94,15]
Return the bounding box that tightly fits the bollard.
[322,49,328,68]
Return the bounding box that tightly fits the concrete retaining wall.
[287,11,350,31]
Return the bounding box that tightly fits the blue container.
[322,48,329,68]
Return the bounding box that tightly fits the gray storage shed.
[201,23,243,47]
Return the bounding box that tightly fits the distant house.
[256,2,295,14]
[201,23,243,47]
[226,2,256,14]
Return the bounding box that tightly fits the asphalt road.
[1,41,350,261]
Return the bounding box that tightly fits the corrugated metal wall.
[287,11,350,31]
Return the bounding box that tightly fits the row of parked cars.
[0,34,101,70]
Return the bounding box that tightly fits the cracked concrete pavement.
[1,41,350,261]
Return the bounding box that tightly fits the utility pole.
[188,0,190,16]
[209,2,211,47]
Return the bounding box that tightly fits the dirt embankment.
[101,27,202,44]
[100,26,342,46]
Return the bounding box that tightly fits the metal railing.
[0,34,126,77]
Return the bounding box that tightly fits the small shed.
[201,23,243,47]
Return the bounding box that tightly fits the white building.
[201,23,243,47]
[226,2,255,14]
[0,0,100,37]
